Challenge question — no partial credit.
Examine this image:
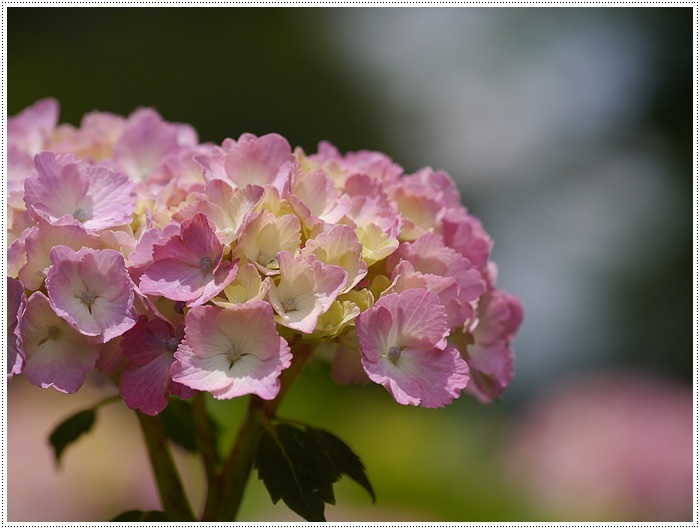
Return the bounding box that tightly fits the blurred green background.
[7,7,693,522]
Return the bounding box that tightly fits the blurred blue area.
[7,7,692,522]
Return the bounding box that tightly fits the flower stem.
[211,343,315,521]
[135,411,195,521]
[192,392,222,521]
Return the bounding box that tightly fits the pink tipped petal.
[463,342,513,403]
[46,246,137,343]
[361,344,469,408]
[388,232,485,305]
[114,108,198,181]
[172,302,291,400]
[303,224,367,292]
[388,260,469,329]
[26,152,136,230]
[289,171,352,226]
[267,252,347,333]
[8,98,59,156]
[222,133,293,191]
[374,289,448,349]
[198,133,293,194]
[19,292,100,393]
[19,219,101,291]
[355,305,395,362]
[356,288,469,408]
[440,208,493,270]
[141,213,237,305]
[237,211,302,274]
[201,181,265,243]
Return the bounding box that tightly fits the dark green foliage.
[307,426,376,502]
[48,409,96,466]
[255,422,374,521]
[160,399,198,453]
[161,398,220,460]
[111,510,172,522]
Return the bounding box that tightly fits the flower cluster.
[7,98,523,414]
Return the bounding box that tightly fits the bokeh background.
[7,7,693,522]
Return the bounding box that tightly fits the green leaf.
[308,427,376,502]
[160,398,221,459]
[160,398,198,453]
[255,423,338,521]
[110,510,172,522]
[48,409,96,466]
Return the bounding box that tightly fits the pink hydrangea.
[172,302,291,400]
[19,291,101,393]
[355,288,470,408]
[7,99,523,418]
[25,151,136,230]
[139,213,238,306]
[119,315,195,415]
[8,98,59,184]
[460,289,523,402]
[267,251,347,334]
[45,245,137,343]
[195,133,293,194]
[113,108,198,181]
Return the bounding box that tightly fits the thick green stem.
[211,343,315,521]
[193,392,220,521]
[210,396,265,522]
[136,411,195,521]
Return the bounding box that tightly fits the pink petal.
[172,302,291,400]
[19,292,100,393]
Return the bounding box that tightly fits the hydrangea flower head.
[7,99,522,416]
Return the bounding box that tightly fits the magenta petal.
[119,355,173,415]
[120,353,175,416]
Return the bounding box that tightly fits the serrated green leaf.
[48,409,96,466]
[110,510,172,522]
[308,427,376,502]
[255,423,338,521]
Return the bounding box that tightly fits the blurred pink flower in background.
[504,372,692,521]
